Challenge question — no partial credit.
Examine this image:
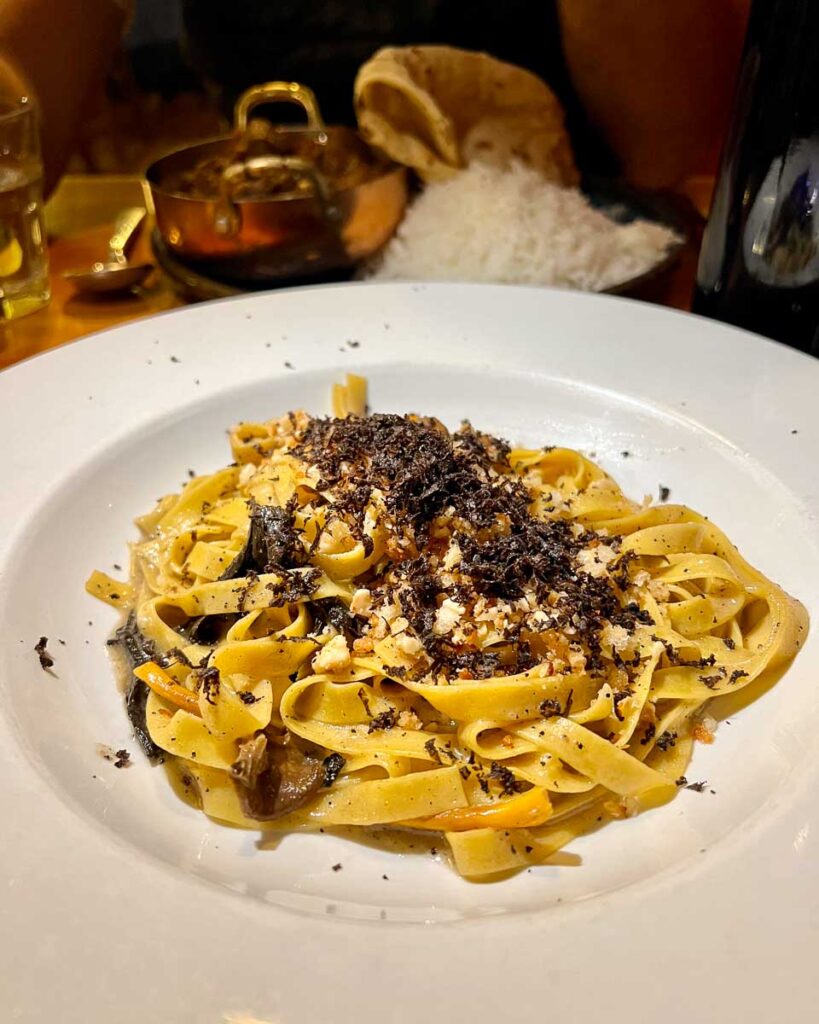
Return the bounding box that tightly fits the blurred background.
[62,0,750,197]
[13,0,803,363]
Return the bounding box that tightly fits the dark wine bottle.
[693,0,819,355]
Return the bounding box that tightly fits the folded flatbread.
[354,45,578,185]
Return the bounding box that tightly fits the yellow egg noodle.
[87,375,807,879]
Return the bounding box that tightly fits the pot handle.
[234,81,326,135]
[213,155,342,238]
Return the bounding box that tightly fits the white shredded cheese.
[602,623,631,653]
[369,162,679,291]
[576,545,616,578]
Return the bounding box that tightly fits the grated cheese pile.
[369,161,679,291]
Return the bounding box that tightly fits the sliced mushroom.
[219,500,301,581]
[181,613,236,646]
[309,597,362,643]
[248,501,300,572]
[231,730,325,820]
[107,613,163,763]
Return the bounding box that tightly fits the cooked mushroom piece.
[231,729,325,820]
[218,500,300,580]
[309,597,361,643]
[181,612,236,645]
[107,613,164,763]
[248,501,300,571]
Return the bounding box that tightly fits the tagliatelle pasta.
[88,374,808,879]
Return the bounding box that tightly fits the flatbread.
[354,45,578,185]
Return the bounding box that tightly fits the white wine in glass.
[0,97,49,321]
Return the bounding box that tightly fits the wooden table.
[0,176,182,370]
[0,173,705,372]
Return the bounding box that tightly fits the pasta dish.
[86,376,807,879]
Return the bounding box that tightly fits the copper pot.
[145,82,407,283]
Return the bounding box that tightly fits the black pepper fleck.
[34,636,54,672]
[656,730,677,751]
[322,752,346,786]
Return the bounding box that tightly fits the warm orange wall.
[558,0,751,189]
[0,0,126,192]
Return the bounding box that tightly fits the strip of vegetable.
[399,787,552,832]
[133,661,201,714]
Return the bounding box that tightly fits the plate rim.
[1,282,818,1023]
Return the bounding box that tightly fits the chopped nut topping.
[350,588,372,616]
[255,413,657,683]
[313,635,351,673]
[396,634,423,656]
[433,598,465,636]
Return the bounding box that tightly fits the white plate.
[1,283,817,1023]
